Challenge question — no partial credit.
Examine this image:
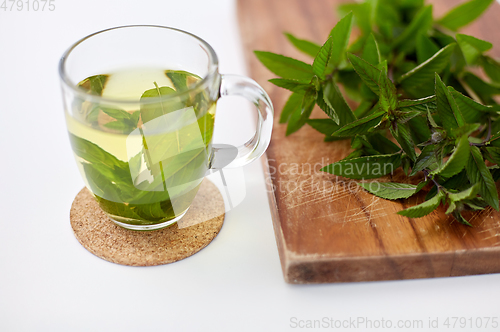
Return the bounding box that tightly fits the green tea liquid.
[66,68,216,228]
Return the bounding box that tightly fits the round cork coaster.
[70,180,225,266]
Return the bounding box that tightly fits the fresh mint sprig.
[255,0,500,226]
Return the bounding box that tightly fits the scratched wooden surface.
[238,0,500,283]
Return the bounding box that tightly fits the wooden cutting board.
[238,0,500,283]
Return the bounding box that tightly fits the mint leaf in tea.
[66,68,215,227]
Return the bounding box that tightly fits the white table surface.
[1,1,500,331]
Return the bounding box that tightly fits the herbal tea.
[66,68,216,227]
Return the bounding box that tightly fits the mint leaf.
[485,147,500,164]
[130,111,140,127]
[451,123,481,139]
[393,5,433,53]
[399,44,456,97]
[466,145,499,210]
[491,166,500,182]
[315,88,339,125]
[391,122,417,162]
[327,12,354,69]
[462,72,500,104]
[489,132,500,148]
[165,70,201,92]
[452,210,473,227]
[254,51,313,80]
[368,133,401,155]
[347,53,382,95]
[435,73,465,135]
[362,33,381,66]
[323,80,356,126]
[398,190,445,218]
[280,92,303,124]
[312,37,333,80]
[427,108,440,129]
[285,33,321,57]
[480,56,500,84]
[427,170,469,199]
[307,119,341,136]
[416,34,439,64]
[402,154,412,175]
[374,0,400,39]
[104,120,134,133]
[338,2,371,35]
[301,89,316,115]
[410,144,438,176]
[431,135,470,178]
[69,133,127,172]
[100,107,134,122]
[394,110,423,124]
[286,92,315,135]
[398,96,437,113]
[408,116,432,144]
[448,86,492,123]
[344,149,365,160]
[358,182,419,200]
[448,184,480,203]
[269,78,311,93]
[134,201,170,220]
[378,71,397,112]
[377,60,388,74]
[96,107,140,134]
[332,110,386,137]
[140,84,179,124]
[438,0,495,31]
[351,136,373,150]
[86,105,101,124]
[82,164,127,204]
[464,197,489,210]
[456,34,493,65]
[321,153,401,180]
[336,69,365,101]
[77,74,108,96]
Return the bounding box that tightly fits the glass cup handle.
[210,74,274,169]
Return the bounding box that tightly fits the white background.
[1,0,500,331]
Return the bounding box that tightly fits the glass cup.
[59,25,273,231]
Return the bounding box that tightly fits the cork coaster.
[70,180,225,266]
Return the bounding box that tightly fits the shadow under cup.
[60,25,274,231]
